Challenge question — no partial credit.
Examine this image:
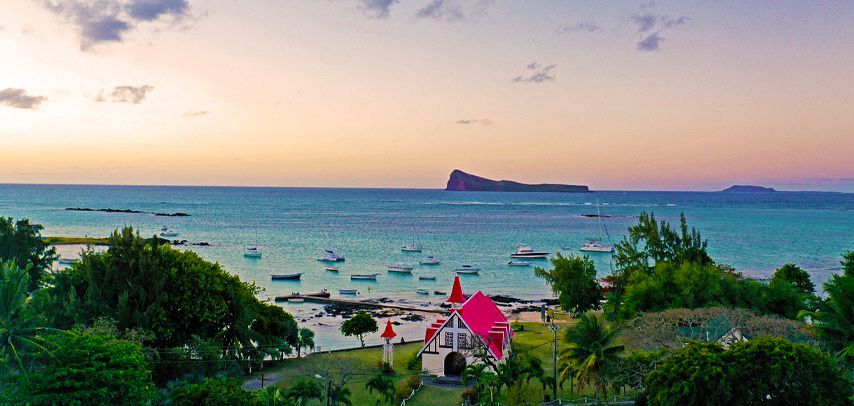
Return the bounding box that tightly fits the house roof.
[419,285,513,360]
[380,320,397,339]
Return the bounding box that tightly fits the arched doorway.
[444,352,466,376]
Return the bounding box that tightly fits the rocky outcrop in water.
[65,207,190,216]
[721,185,777,193]
[445,169,589,193]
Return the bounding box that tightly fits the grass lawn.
[45,236,111,245]
[251,320,612,405]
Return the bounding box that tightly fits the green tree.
[643,342,729,406]
[644,337,853,405]
[0,260,64,377]
[36,228,299,381]
[285,379,323,404]
[771,263,815,294]
[535,253,602,313]
[295,327,315,357]
[13,331,155,405]
[800,273,854,364]
[169,377,260,406]
[340,310,378,347]
[559,311,624,401]
[328,384,353,406]
[365,373,395,404]
[0,217,57,291]
[612,212,710,295]
[723,336,852,404]
[842,249,854,277]
[462,363,499,405]
[257,386,285,406]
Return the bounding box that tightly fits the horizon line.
[0,181,849,194]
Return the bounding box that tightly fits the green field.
[44,236,111,245]
[249,320,606,405]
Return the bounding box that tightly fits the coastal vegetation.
[340,310,378,347]
[0,219,307,404]
[534,212,853,404]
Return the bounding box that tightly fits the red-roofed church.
[417,276,513,377]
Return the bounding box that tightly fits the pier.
[273,294,448,314]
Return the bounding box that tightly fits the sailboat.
[244,222,262,258]
[401,225,423,252]
[580,199,614,253]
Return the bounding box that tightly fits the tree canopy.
[771,263,815,294]
[0,217,56,291]
[34,227,300,381]
[340,310,378,347]
[643,337,853,405]
[535,253,602,313]
[10,329,155,405]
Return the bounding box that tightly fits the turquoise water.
[5,184,853,349]
[2,184,853,302]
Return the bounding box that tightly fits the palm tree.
[0,261,65,376]
[799,274,854,363]
[257,386,285,406]
[296,327,315,358]
[328,384,352,406]
[559,311,624,402]
[364,374,395,404]
[215,289,262,368]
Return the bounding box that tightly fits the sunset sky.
[2,1,853,191]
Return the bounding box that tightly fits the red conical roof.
[380,320,397,339]
[448,276,465,303]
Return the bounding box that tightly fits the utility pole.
[550,323,559,404]
[259,373,266,389]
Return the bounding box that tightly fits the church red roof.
[447,275,465,303]
[380,320,397,339]
[420,280,513,360]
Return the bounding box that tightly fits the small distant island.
[721,185,777,193]
[445,169,589,193]
[65,207,190,216]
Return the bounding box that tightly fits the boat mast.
[596,198,612,244]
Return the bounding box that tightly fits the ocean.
[2,184,852,348]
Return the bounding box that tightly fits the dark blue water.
[2,184,852,301]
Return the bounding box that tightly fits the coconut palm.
[799,274,854,363]
[257,386,285,406]
[364,374,395,404]
[0,261,64,376]
[559,311,624,402]
[296,327,315,358]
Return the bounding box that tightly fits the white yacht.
[388,263,414,273]
[419,256,441,265]
[317,249,345,262]
[401,225,423,252]
[454,265,481,274]
[580,241,614,253]
[579,199,615,253]
[510,245,550,258]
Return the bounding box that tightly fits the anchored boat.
[271,273,303,280]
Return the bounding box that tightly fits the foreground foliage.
[0,217,56,291]
[643,336,853,405]
[35,228,299,381]
[535,253,602,313]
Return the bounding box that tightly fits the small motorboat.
[351,273,380,280]
[324,266,340,272]
[388,268,413,274]
[508,261,530,266]
[416,289,430,295]
[418,276,437,281]
[339,289,359,295]
[159,227,179,238]
[510,245,549,258]
[579,241,614,253]
[434,290,447,295]
[244,246,262,258]
[271,273,303,280]
[57,257,77,265]
[317,249,345,262]
[454,265,480,274]
[388,263,414,272]
[419,256,441,265]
